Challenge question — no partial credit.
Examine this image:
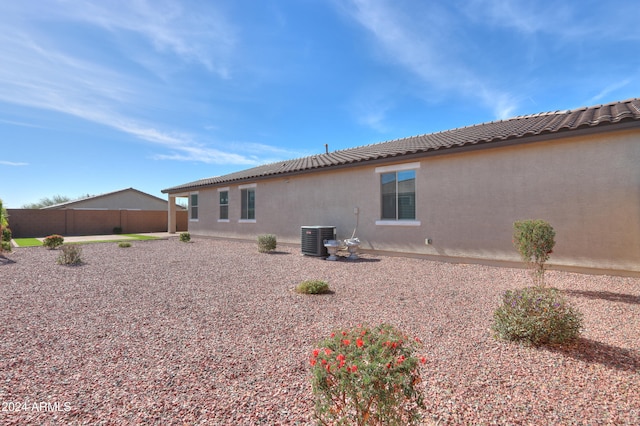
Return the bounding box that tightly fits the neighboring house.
[162,98,640,274]
[43,188,176,211]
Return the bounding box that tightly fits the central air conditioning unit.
[301,226,336,256]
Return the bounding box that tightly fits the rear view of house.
[162,98,640,274]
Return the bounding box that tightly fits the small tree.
[513,220,555,287]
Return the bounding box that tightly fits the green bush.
[43,234,64,250]
[257,234,277,253]
[179,232,191,242]
[492,286,583,347]
[113,226,123,234]
[118,242,132,248]
[296,280,330,294]
[310,324,426,425]
[1,227,11,242]
[57,245,83,266]
[513,220,556,286]
[1,241,10,252]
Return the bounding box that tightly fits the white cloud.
[341,0,519,122]
[0,2,294,167]
[7,0,237,78]
[0,161,28,166]
[0,119,44,129]
[584,80,632,106]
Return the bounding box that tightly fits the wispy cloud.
[467,0,640,41]
[6,0,237,78]
[0,1,292,166]
[340,0,519,123]
[465,0,573,36]
[0,118,44,129]
[0,160,28,166]
[583,80,633,107]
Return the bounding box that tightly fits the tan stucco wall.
[184,129,640,273]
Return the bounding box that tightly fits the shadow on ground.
[547,338,640,372]
[563,289,640,305]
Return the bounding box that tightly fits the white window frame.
[375,163,421,226]
[217,187,230,223]
[238,183,257,223]
[189,192,199,222]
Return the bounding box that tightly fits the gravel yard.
[1,238,638,425]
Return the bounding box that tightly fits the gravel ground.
[0,238,638,425]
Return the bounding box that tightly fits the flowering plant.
[43,234,64,249]
[310,323,426,425]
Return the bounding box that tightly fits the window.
[189,193,199,220]
[380,170,416,220]
[219,190,229,220]
[240,187,255,220]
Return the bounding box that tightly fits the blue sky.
[1,0,639,208]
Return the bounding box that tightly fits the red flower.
[324,348,333,356]
[342,339,351,346]
[312,348,320,358]
[342,331,347,336]
[356,338,364,348]
[397,355,406,364]
[310,358,317,366]
[349,365,358,373]
[330,332,335,338]
[420,356,427,364]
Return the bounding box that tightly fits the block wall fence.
[6,209,187,238]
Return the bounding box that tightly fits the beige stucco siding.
[416,130,640,271]
[186,129,640,272]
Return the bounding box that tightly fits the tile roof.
[43,188,169,209]
[162,98,640,193]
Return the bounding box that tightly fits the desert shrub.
[112,226,123,234]
[118,242,132,248]
[43,234,64,249]
[513,220,555,286]
[2,228,12,252]
[57,245,83,266]
[492,286,583,347]
[257,234,277,253]
[310,323,426,425]
[296,280,330,294]
[179,232,191,242]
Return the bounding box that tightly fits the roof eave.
[161,118,640,194]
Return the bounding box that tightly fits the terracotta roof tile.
[163,98,640,193]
